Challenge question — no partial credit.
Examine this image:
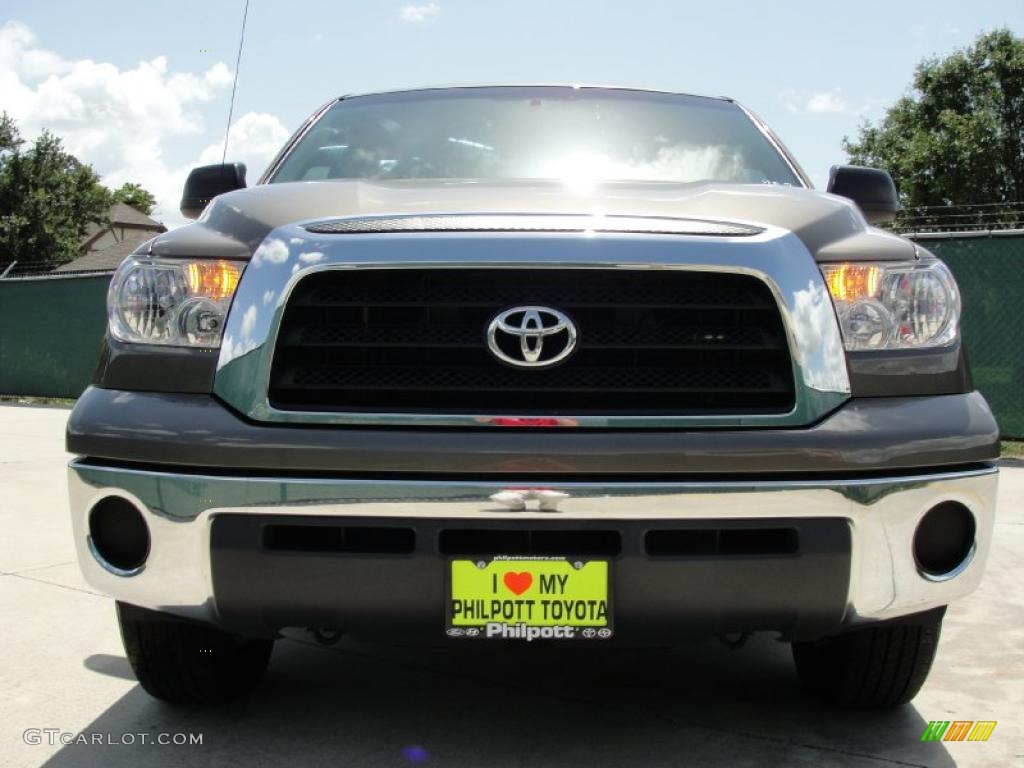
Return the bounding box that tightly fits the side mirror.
[180,163,247,219]
[827,165,899,225]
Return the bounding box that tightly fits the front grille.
[269,269,795,416]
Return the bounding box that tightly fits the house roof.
[81,202,165,247]
[107,201,164,229]
[54,234,150,273]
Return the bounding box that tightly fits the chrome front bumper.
[68,460,998,636]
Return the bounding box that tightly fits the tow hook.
[309,628,343,646]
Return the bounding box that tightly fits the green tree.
[0,114,113,264]
[0,113,22,153]
[844,29,1024,217]
[111,182,156,215]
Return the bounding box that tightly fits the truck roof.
[338,83,734,103]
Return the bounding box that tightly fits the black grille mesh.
[269,269,795,416]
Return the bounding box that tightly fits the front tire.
[792,608,944,709]
[117,602,274,705]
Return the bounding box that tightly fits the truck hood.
[150,179,915,262]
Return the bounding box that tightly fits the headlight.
[821,260,960,351]
[108,256,243,347]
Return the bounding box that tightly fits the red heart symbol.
[503,571,533,596]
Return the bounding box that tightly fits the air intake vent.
[645,527,799,557]
[263,524,415,555]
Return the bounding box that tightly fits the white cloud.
[251,237,290,266]
[194,111,291,180]
[239,304,258,337]
[790,280,848,393]
[109,110,288,230]
[781,87,857,116]
[399,3,440,23]
[0,21,71,80]
[805,90,850,115]
[0,21,289,228]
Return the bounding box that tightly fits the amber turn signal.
[184,261,242,301]
[823,264,884,301]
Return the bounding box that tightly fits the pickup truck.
[66,85,999,708]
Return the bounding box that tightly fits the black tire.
[116,601,274,705]
[792,608,944,709]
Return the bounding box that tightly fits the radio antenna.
[222,0,251,163]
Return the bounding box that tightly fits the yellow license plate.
[447,558,612,641]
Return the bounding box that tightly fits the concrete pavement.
[1,404,1021,767]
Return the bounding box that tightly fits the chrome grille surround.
[214,213,850,427]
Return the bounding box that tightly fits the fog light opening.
[87,496,150,574]
[913,502,976,580]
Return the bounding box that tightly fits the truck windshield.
[270,87,802,187]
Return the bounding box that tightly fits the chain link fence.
[911,232,1024,439]
[893,202,1023,235]
[0,271,111,398]
[0,259,114,277]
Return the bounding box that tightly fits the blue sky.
[1,0,1021,225]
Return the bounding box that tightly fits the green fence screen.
[0,274,109,398]
[0,235,1022,437]
[917,234,1024,439]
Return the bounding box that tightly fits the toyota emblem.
[486,306,578,368]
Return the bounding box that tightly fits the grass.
[1002,441,1024,458]
[0,395,76,408]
